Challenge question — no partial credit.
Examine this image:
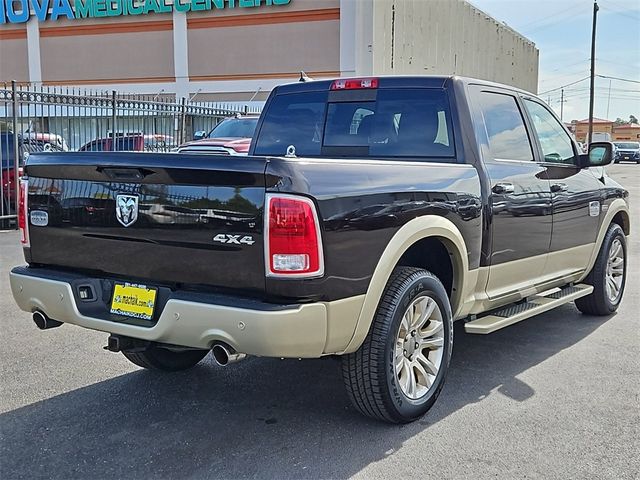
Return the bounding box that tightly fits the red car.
[78,134,145,152]
[177,114,259,155]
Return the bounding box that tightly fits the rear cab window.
[254,85,456,161]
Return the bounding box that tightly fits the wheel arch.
[342,216,470,354]
[579,198,630,282]
[612,209,630,236]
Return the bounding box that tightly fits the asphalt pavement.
[0,164,638,480]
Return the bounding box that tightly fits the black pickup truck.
[10,76,630,423]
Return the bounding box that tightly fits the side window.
[523,99,576,165]
[478,92,533,161]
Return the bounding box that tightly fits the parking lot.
[0,164,638,480]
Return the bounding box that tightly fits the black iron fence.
[1,81,261,227]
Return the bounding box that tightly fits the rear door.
[470,86,553,299]
[521,97,603,278]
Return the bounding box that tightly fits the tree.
[630,115,638,125]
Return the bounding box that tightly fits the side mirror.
[193,131,206,141]
[579,141,614,167]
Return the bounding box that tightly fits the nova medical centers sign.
[1,0,291,23]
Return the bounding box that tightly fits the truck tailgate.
[24,152,268,294]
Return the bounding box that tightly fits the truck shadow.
[0,304,610,479]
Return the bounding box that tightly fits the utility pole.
[561,89,565,121]
[606,79,612,119]
[588,0,599,145]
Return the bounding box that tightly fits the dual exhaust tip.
[32,310,63,330]
[32,311,245,366]
[211,344,246,366]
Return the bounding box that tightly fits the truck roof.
[275,75,537,98]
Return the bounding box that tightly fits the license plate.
[110,283,157,320]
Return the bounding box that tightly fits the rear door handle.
[492,182,515,194]
[551,183,568,193]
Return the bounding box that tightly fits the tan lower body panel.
[9,270,363,358]
[461,244,596,318]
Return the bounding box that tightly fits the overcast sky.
[469,0,640,123]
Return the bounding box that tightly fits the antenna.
[299,71,313,83]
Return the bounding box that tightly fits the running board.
[465,284,594,334]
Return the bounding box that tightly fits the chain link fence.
[1,81,261,227]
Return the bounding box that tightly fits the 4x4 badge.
[115,194,139,227]
[213,234,255,245]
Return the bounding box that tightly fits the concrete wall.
[0,0,538,98]
[370,0,539,93]
[0,27,29,84]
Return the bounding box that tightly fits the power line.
[599,4,640,22]
[603,0,640,12]
[540,75,640,97]
[518,4,580,30]
[523,9,590,35]
[597,74,640,84]
[539,77,590,95]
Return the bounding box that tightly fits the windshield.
[254,88,455,159]
[614,142,639,149]
[208,118,258,139]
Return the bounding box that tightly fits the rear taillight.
[265,194,324,278]
[18,178,29,246]
[330,78,379,90]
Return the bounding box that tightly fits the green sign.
[1,0,292,24]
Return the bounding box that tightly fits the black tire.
[575,223,627,316]
[123,346,209,371]
[342,267,453,423]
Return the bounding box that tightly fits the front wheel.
[123,346,209,371]
[575,223,627,316]
[342,267,453,423]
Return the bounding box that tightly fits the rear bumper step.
[464,284,594,334]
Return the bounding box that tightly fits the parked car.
[23,132,69,152]
[10,76,630,424]
[144,134,174,152]
[177,114,259,155]
[0,130,50,214]
[613,141,640,164]
[78,134,145,152]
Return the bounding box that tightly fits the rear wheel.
[575,223,627,316]
[123,346,209,371]
[342,267,453,423]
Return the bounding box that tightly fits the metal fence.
[1,81,261,227]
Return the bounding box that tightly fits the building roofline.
[466,0,536,47]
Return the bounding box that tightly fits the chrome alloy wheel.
[605,238,625,303]
[394,295,445,400]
